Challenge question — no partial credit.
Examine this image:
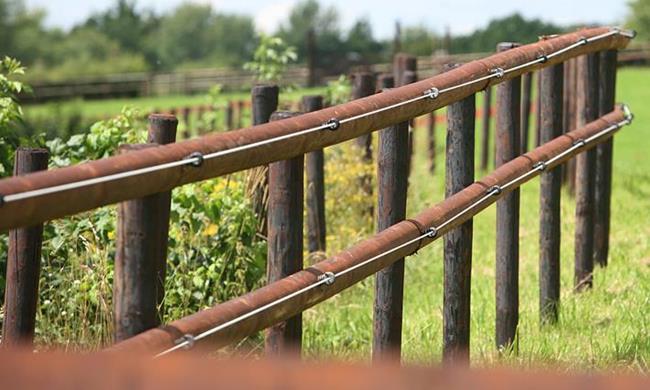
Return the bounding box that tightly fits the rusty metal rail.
[0,27,633,231]
[107,106,632,356]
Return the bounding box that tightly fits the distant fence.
[22,46,648,103]
[0,27,637,366]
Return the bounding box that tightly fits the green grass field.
[301,67,649,370]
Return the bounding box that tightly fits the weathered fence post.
[146,114,178,310]
[352,72,376,217]
[481,87,492,171]
[302,95,326,254]
[403,69,418,175]
[520,72,533,152]
[225,101,234,130]
[534,72,542,148]
[495,42,521,351]
[251,85,280,234]
[352,72,376,162]
[567,58,579,196]
[574,53,600,291]
[539,62,564,324]
[594,50,617,267]
[427,111,436,174]
[373,73,408,362]
[266,111,304,356]
[114,143,170,342]
[237,100,246,129]
[2,148,49,348]
[181,107,191,139]
[443,63,475,365]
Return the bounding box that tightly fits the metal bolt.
[325,118,340,131]
[424,87,440,99]
[318,271,336,285]
[533,161,547,171]
[573,139,587,148]
[186,152,204,167]
[537,54,548,63]
[425,226,438,238]
[491,68,505,78]
[487,185,502,195]
[176,334,196,349]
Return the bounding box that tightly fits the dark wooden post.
[427,111,436,174]
[225,101,234,130]
[302,95,326,253]
[562,61,573,186]
[567,59,579,196]
[373,73,408,362]
[520,72,533,152]
[237,100,245,128]
[574,53,600,291]
[251,85,280,234]
[402,69,418,176]
[114,143,171,342]
[539,62,564,324]
[181,107,191,139]
[306,28,318,87]
[266,111,304,355]
[146,114,178,310]
[393,53,415,88]
[495,42,521,350]
[352,72,376,161]
[2,148,49,347]
[481,87,492,171]
[534,72,542,148]
[594,50,617,267]
[443,63,475,365]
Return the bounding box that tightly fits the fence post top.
[496,42,522,52]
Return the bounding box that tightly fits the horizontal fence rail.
[107,106,633,355]
[0,27,633,231]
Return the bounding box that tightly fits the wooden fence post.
[225,101,234,130]
[562,61,573,187]
[567,58,579,196]
[237,100,245,129]
[146,114,178,311]
[114,143,171,342]
[181,107,191,139]
[352,72,376,162]
[539,62,564,324]
[443,63,475,365]
[594,50,617,267]
[481,87,492,171]
[520,72,533,152]
[373,73,408,362]
[266,111,304,356]
[251,85,280,234]
[302,95,326,254]
[427,111,436,174]
[574,53,600,291]
[2,148,49,348]
[495,42,521,350]
[534,72,542,148]
[403,69,418,176]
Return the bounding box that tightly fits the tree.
[345,19,386,64]
[401,25,439,56]
[627,0,650,42]
[277,0,343,69]
[155,3,255,69]
[83,0,158,54]
[451,13,564,53]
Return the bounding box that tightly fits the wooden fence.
[0,27,636,365]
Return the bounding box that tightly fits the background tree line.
[1,0,643,82]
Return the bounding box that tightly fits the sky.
[24,0,629,38]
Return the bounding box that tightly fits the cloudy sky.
[25,0,629,38]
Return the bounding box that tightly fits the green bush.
[0,106,266,350]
